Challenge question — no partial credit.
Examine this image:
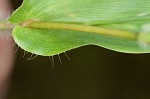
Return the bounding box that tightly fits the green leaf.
[9,0,150,56]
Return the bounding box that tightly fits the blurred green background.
[7,0,150,99]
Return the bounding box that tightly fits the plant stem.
[0,21,13,30]
[22,21,138,40]
[0,20,138,40]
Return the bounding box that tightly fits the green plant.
[1,0,150,56]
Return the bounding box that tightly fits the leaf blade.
[13,26,150,56]
[9,0,150,56]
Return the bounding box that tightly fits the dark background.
[7,0,150,99]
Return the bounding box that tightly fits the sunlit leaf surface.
[9,0,150,56]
